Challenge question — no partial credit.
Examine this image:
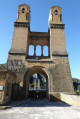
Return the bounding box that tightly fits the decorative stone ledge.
[29,32,49,39]
[14,22,30,28]
[52,51,68,57]
[26,58,53,63]
[50,24,65,29]
[9,49,26,55]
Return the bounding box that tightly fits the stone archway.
[23,66,50,99]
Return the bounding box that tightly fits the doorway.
[24,67,49,99]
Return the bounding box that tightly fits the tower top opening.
[49,6,62,26]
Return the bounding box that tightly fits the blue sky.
[0,0,80,79]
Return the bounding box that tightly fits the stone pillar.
[48,46,50,56]
[34,46,36,56]
[41,46,43,56]
[38,79,40,89]
[34,79,36,89]
[27,46,29,56]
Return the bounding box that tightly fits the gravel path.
[0,98,80,119]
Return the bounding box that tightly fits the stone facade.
[0,69,16,105]
[0,4,74,104]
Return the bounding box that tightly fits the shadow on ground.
[8,98,71,108]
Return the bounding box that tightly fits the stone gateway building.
[0,4,74,104]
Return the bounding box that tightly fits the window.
[55,10,58,15]
[36,45,41,56]
[22,8,25,13]
[43,46,48,56]
[28,45,34,56]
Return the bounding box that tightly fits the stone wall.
[7,59,26,73]
[60,93,80,106]
[7,57,28,84]
[49,56,74,93]
[7,53,74,94]
[50,29,66,52]
[0,70,16,105]
[11,27,29,50]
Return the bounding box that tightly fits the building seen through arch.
[29,73,47,98]
[0,4,74,104]
[29,73,46,90]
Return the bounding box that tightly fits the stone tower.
[49,6,66,56]
[7,4,74,100]
[10,4,30,55]
[48,6,74,94]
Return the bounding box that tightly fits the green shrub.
[77,85,80,92]
[75,90,79,95]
